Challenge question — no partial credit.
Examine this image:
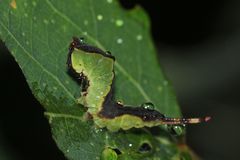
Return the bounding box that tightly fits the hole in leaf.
[138,142,152,153]
[113,148,122,155]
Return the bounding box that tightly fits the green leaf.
[0,0,192,159]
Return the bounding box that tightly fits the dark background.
[0,0,239,159]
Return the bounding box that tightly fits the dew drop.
[43,19,49,24]
[116,100,123,105]
[143,79,147,84]
[22,32,25,36]
[100,92,103,95]
[84,20,88,25]
[141,102,155,110]
[33,16,37,21]
[51,19,55,24]
[65,80,69,84]
[83,31,88,35]
[107,0,113,3]
[26,41,29,45]
[163,80,168,86]
[24,13,28,17]
[157,86,162,92]
[42,83,46,87]
[24,2,28,7]
[168,125,185,136]
[66,149,69,153]
[32,1,37,6]
[79,37,84,43]
[136,34,143,41]
[115,19,124,27]
[105,51,112,55]
[97,14,103,21]
[128,143,133,147]
[95,128,103,133]
[116,38,123,44]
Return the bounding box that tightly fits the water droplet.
[26,41,29,45]
[105,51,112,55]
[95,128,103,133]
[115,19,124,27]
[24,13,28,17]
[43,19,49,24]
[100,92,103,95]
[83,31,88,35]
[128,143,133,147]
[96,96,100,99]
[79,37,84,43]
[136,34,143,41]
[117,100,123,105]
[24,2,28,7]
[33,16,37,21]
[97,14,103,21]
[141,102,155,110]
[107,0,113,3]
[163,80,168,86]
[22,32,25,36]
[143,79,147,84]
[32,1,37,6]
[168,125,185,136]
[51,19,55,24]
[157,86,162,92]
[42,83,46,87]
[116,38,123,44]
[84,20,88,25]
[66,149,69,153]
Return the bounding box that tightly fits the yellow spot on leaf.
[10,0,17,9]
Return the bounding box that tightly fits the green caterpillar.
[67,37,210,132]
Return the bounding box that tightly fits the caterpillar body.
[67,37,210,132]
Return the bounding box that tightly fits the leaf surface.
[0,0,191,159]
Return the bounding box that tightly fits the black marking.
[67,37,114,92]
[70,37,115,60]
[99,95,165,121]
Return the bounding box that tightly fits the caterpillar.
[67,37,211,132]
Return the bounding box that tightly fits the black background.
[0,0,239,159]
